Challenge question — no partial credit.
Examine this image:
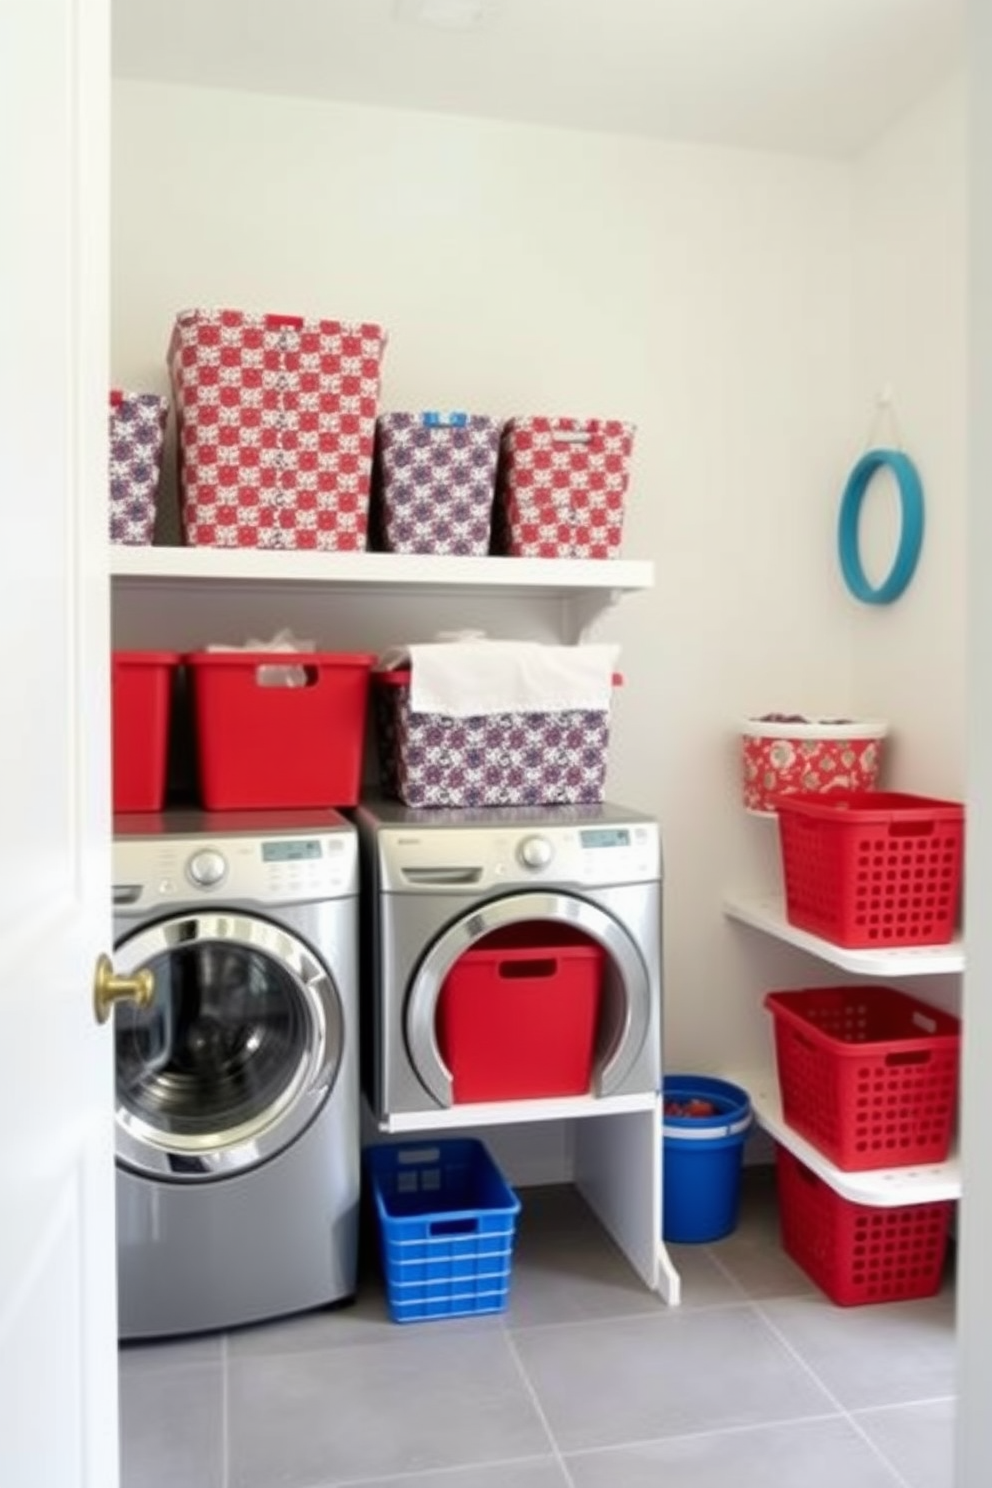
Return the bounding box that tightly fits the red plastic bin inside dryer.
[437,924,605,1103]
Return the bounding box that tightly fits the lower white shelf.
[729,1067,962,1206]
[372,1089,658,1134]
[361,1092,680,1306]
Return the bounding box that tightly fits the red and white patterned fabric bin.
[168,309,387,550]
[109,389,168,545]
[372,411,501,555]
[374,671,618,807]
[494,417,635,559]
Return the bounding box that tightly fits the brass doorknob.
[92,953,155,1025]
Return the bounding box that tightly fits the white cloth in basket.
[376,640,620,718]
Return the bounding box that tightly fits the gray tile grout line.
[504,1293,757,1335]
[329,1452,571,1487]
[221,1331,231,1488]
[556,1406,870,1463]
[750,1300,920,1488]
[695,1242,760,1302]
[502,1324,580,1488]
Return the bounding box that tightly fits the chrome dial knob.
[517,835,554,870]
[187,849,227,888]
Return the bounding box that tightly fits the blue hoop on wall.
[837,447,925,605]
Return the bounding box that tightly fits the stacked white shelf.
[723,890,963,1206]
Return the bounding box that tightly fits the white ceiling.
[112,0,966,159]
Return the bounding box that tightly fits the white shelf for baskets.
[723,892,966,977]
[110,546,654,598]
[728,1067,962,1206]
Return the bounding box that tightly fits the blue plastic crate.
[366,1138,521,1324]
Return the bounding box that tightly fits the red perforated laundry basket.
[169,309,387,550]
[775,1147,952,1306]
[494,417,634,559]
[186,651,376,809]
[771,790,965,948]
[437,925,604,1102]
[765,985,960,1171]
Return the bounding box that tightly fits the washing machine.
[354,799,662,1122]
[112,809,360,1340]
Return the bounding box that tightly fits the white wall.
[850,76,967,801]
[112,81,855,1085]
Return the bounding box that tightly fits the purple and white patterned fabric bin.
[373,671,616,807]
[372,412,501,556]
[109,390,168,545]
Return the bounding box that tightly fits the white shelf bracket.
[562,587,622,644]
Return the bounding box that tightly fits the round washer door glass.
[113,912,343,1181]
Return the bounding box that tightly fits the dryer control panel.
[113,827,359,910]
[376,818,661,893]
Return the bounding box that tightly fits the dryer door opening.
[113,912,343,1181]
[405,891,653,1108]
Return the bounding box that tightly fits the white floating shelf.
[110,546,655,598]
[723,892,966,977]
[729,1067,962,1206]
[372,1090,658,1134]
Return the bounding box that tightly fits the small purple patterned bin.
[109,389,168,545]
[374,670,619,807]
[372,411,502,556]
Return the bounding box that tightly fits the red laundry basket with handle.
[185,650,376,808]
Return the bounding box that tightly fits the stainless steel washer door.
[113,912,343,1181]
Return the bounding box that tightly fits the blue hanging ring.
[837,448,925,605]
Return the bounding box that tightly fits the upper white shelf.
[110,546,655,599]
[723,892,966,977]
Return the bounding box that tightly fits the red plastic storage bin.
[437,925,604,1102]
[771,790,965,948]
[185,651,376,809]
[775,1146,952,1306]
[765,986,961,1171]
[111,652,180,812]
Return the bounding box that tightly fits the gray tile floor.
[119,1167,957,1488]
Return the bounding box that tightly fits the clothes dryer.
[112,810,360,1339]
[355,799,661,1122]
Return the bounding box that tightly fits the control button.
[517,835,554,871]
[186,849,228,889]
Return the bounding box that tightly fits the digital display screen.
[262,839,322,863]
[580,828,630,849]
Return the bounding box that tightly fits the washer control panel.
[113,827,359,910]
[377,816,660,893]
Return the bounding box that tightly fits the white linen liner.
[376,640,620,719]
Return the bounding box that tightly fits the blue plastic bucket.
[662,1075,753,1243]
